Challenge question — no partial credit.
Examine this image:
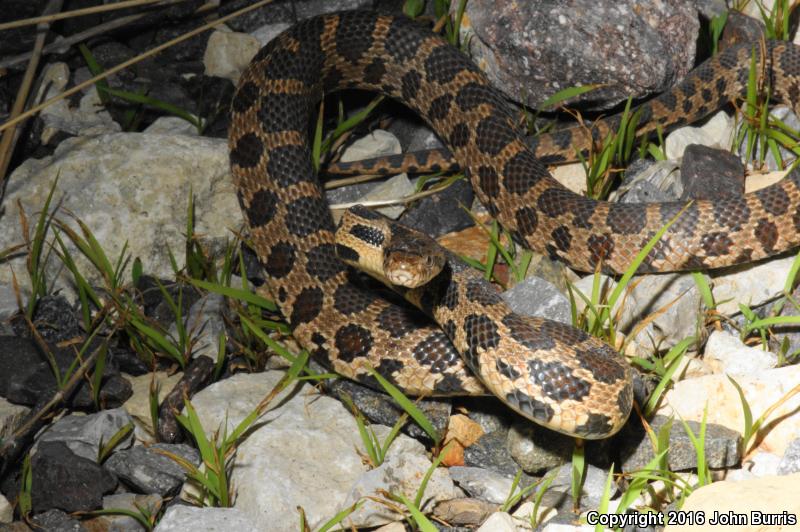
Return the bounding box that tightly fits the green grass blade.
[189,278,277,311]
[364,366,439,444]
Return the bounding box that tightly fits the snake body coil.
[228,11,800,438]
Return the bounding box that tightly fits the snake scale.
[228,10,800,438]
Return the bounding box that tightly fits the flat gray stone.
[104,443,199,496]
[35,408,133,461]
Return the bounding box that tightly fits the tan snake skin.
[228,11,800,438]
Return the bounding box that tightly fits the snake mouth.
[384,256,430,287]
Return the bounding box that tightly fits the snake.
[228,10,800,439]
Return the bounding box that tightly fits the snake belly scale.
[228,11,800,438]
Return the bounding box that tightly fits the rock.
[187,371,366,530]
[621,415,740,472]
[546,463,617,510]
[97,493,163,532]
[463,430,521,478]
[22,294,82,343]
[104,443,199,496]
[399,178,475,238]
[342,428,458,527]
[325,378,451,442]
[340,130,402,164]
[463,398,512,435]
[250,22,292,47]
[203,27,261,83]
[665,110,736,160]
[31,441,117,513]
[571,272,703,350]
[617,159,682,203]
[550,163,587,195]
[704,330,778,375]
[1,133,234,301]
[169,292,227,360]
[721,10,766,46]
[680,144,745,200]
[664,473,800,531]
[0,331,130,409]
[144,116,199,136]
[779,438,800,475]
[476,511,516,532]
[512,500,558,529]
[659,365,800,456]
[328,130,412,219]
[0,397,28,442]
[122,371,183,442]
[433,497,497,526]
[0,494,11,524]
[0,522,32,532]
[711,253,796,316]
[772,281,800,357]
[506,421,571,474]
[0,284,17,324]
[153,505,260,532]
[441,414,485,466]
[35,408,134,461]
[35,63,120,143]
[457,0,698,110]
[29,509,87,531]
[502,276,571,325]
[748,451,782,477]
[448,466,527,504]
